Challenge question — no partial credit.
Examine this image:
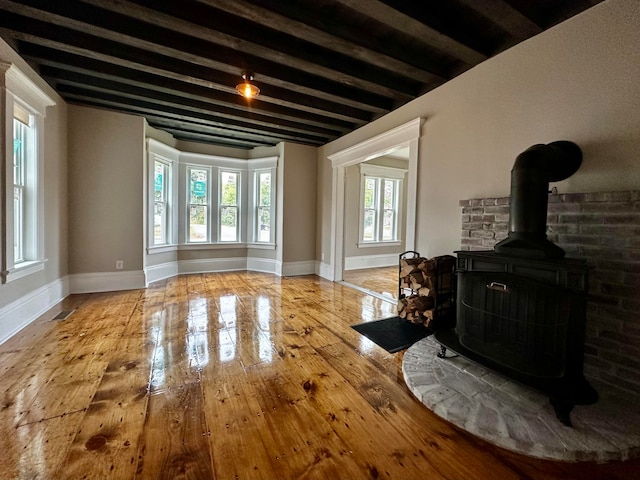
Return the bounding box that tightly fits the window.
[219,171,239,242]
[256,171,272,242]
[188,166,209,243]
[13,107,32,263]
[248,157,277,246]
[2,64,55,283]
[359,164,406,245]
[147,139,178,251]
[153,160,170,245]
[146,148,277,252]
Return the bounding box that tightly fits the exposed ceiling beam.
[192,0,449,85]
[456,0,542,42]
[20,43,372,126]
[331,0,488,65]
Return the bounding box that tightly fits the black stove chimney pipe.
[494,141,582,259]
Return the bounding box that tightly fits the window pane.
[363,209,375,241]
[220,206,237,241]
[190,169,207,204]
[221,172,237,206]
[383,180,395,209]
[363,178,376,209]
[259,172,271,206]
[154,162,165,202]
[189,205,208,242]
[258,206,270,242]
[154,202,166,244]
[383,209,395,241]
[13,118,28,263]
[13,187,23,262]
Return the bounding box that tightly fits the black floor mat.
[351,316,432,353]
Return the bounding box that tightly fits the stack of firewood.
[397,255,455,328]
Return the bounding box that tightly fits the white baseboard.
[0,276,69,345]
[145,261,179,285]
[316,261,334,281]
[281,260,316,277]
[344,253,397,271]
[178,257,247,275]
[145,257,315,282]
[247,257,279,275]
[69,271,147,294]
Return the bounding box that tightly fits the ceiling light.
[235,72,260,99]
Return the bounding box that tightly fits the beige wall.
[281,143,317,263]
[68,105,145,273]
[318,0,640,263]
[0,39,67,307]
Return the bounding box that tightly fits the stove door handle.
[486,281,511,293]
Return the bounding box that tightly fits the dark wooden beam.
[0,0,408,106]
[456,0,542,42]
[59,87,330,145]
[20,43,372,126]
[35,63,359,132]
[79,0,425,99]
[189,0,447,85]
[331,0,488,65]
[41,68,348,139]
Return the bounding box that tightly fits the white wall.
[317,0,640,266]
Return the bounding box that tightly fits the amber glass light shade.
[235,73,260,99]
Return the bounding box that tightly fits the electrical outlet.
[116,260,124,270]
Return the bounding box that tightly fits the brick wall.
[459,190,640,396]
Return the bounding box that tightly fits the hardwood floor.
[1,272,638,479]
[342,266,398,300]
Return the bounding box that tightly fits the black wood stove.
[435,141,598,426]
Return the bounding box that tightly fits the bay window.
[146,148,277,251]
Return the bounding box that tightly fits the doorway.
[328,118,423,300]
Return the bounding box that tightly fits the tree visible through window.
[153,160,170,245]
[220,171,238,242]
[13,113,30,263]
[361,175,400,243]
[188,167,208,242]
[257,171,271,242]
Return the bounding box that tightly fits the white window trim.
[145,145,278,252]
[218,167,242,244]
[146,139,179,251]
[1,63,55,284]
[357,163,407,247]
[185,163,213,244]
[248,156,277,247]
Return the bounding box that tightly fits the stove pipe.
[494,141,582,259]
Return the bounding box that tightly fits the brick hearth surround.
[460,190,640,396]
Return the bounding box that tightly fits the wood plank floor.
[1,272,639,479]
[342,266,398,300]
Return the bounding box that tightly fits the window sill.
[180,243,246,250]
[147,242,277,253]
[357,241,402,248]
[147,245,178,254]
[247,243,276,250]
[6,259,47,283]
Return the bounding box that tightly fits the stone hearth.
[402,336,640,462]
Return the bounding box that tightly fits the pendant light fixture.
[235,72,260,99]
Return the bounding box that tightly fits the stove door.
[457,271,579,379]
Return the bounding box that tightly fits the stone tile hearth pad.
[402,336,640,462]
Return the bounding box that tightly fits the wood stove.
[435,141,598,425]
